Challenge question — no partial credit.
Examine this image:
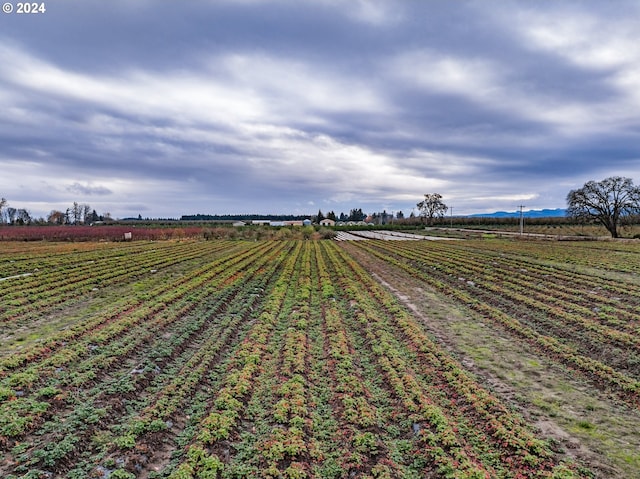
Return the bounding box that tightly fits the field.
[1,237,639,478]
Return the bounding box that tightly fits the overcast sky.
[2,1,640,219]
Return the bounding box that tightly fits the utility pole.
[450,206,453,228]
[518,205,525,235]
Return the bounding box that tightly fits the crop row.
[464,238,640,275]
[402,239,640,310]
[0,241,293,477]
[0,242,261,374]
[157,241,589,478]
[0,240,592,478]
[326,242,590,478]
[350,240,640,409]
[387,241,640,359]
[164,242,308,478]
[0,241,241,325]
[454,241,640,314]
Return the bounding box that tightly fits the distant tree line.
[366,210,406,225]
[0,198,32,225]
[47,202,108,225]
[184,208,372,224]
[0,198,110,226]
[181,213,312,222]
[315,208,367,223]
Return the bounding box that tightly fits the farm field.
[0,239,638,478]
[424,223,640,239]
[341,238,640,478]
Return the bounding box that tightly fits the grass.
[575,420,596,432]
[432,303,640,477]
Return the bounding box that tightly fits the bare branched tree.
[0,198,6,224]
[566,176,640,238]
[72,202,81,225]
[417,193,448,226]
[82,204,92,224]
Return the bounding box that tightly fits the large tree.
[566,176,640,238]
[15,209,31,225]
[6,207,17,225]
[417,193,448,225]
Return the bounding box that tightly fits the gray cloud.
[66,182,113,196]
[2,0,640,218]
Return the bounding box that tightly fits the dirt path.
[340,241,640,478]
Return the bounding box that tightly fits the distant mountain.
[468,208,566,218]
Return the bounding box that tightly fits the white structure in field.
[251,220,310,227]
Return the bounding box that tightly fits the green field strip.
[0,241,270,451]
[1,239,628,478]
[0,241,271,384]
[0,241,291,476]
[160,242,305,479]
[332,242,593,478]
[352,240,640,410]
[462,239,640,275]
[0,241,174,288]
[0,242,259,373]
[364,240,640,380]
[316,242,427,477]
[423,239,640,304]
[0,241,239,324]
[327,243,531,477]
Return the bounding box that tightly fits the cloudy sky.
[2,0,640,219]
